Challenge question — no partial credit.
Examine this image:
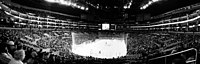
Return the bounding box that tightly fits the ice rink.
[72,39,127,59]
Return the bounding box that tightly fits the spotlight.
[77,6,81,8]
[152,0,160,2]
[80,7,85,10]
[124,6,128,9]
[85,8,89,10]
[45,0,55,3]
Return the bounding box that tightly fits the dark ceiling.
[4,0,200,21]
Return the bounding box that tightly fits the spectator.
[16,43,26,61]
[6,41,17,56]
[9,50,25,64]
[47,55,56,64]
[25,51,38,64]
[0,40,14,64]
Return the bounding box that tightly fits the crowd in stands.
[127,32,200,59]
[0,29,72,56]
[0,39,87,64]
[151,8,200,26]
[1,28,200,64]
[153,2,200,19]
[1,1,74,20]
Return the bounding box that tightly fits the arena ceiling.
[2,0,200,23]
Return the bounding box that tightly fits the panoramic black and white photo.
[0,0,200,64]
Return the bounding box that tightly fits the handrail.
[149,48,197,61]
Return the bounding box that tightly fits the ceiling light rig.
[86,2,101,9]
[140,0,161,10]
[86,1,132,10]
[45,0,89,11]
[124,0,133,9]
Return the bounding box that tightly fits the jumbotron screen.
[71,32,127,59]
[102,23,110,30]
